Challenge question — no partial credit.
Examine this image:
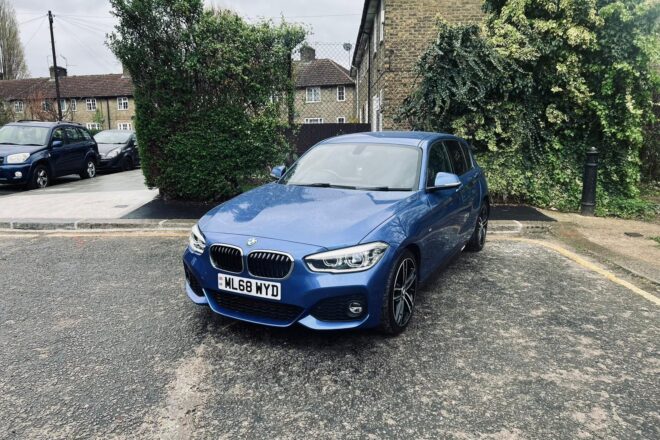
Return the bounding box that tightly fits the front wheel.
[80,159,96,179]
[379,250,418,335]
[465,203,489,252]
[29,165,50,189]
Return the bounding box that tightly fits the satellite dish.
[343,43,352,52]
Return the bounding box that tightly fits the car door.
[418,141,464,276]
[444,140,477,242]
[63,126,86,173]
[48,127,71,176]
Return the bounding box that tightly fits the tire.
[29,165,50,189]
[465,203,489,252]
[379,249,418,335]
[121,156,133,172]
[79,159,97,179]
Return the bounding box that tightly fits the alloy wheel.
[87,161,96,178]
[36,169,49,188]
[392,257,417,327]
[477,206,488,247]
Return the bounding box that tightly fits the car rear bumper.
[182,234,395,331]
[0,163,32,184]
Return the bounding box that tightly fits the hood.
[200,183,418,248]
[97,143,125,154]
[0,144,47,158]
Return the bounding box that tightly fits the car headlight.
[6,153,30,164]
[305,242,389,273]
[105,148,122,159]
[188,224,207,255]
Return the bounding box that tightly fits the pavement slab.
[0,235,657,439]
[0,170,157,220]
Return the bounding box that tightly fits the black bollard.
[580,147,599,216]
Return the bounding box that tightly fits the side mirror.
[270,165,286,180]
[51,140,63,148]
[430,172,462,191]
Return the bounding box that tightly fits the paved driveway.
[0,170,157,220]
[0,234,657,439]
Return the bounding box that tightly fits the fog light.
[347,301,364,318]
[14,171,23,179]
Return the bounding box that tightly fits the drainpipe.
[106,98,111,129]
[367,33,372,128]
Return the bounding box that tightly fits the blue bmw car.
[183,132,489,334]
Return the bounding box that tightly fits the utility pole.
[48,11,63,121]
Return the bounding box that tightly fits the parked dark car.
[0,121,99,189]
[95,130,140,171]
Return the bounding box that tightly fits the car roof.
[8,120,83,129]
[319,131,459,148]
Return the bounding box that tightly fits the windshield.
[0,125,50,146]
[282,143,421,191]
[94,131,132,144]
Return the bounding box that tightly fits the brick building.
[352,0,483,131]
[294,46,356,124]
[0,66,135,131]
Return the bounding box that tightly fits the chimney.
[49,66,67,80]
[121,64,131,79]
[300,46,316,62]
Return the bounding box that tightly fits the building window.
[70,99,77,112]
[306,87,321,103]
[59,99,68,112]
[304,118,324,124]
[337,86,346,102]
[337,117,346,124]
[86,123,101,130]
[117,122,133,130]
[14,100,24,113]
[86,98,97,111]
[42,101,52,112]
[117,97,129,110]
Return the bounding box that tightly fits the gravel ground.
[0,234,658,439]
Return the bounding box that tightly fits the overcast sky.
[13,0,363,78]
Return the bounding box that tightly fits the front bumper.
[182,234,395,330]
[98,155,123,170]
[0,163,31,184]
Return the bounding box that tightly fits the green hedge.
[399,0,659,215]
[109,0,305,201]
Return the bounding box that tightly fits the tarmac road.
[0,233,657,439]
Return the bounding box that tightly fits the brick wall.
[355,0,484,131]
[13,96,136,130]
[294,85,356,124]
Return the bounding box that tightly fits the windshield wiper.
[359,186,411,192]
[294,183,358,190]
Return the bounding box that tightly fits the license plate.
[218,274,281,301]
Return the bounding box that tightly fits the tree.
[108,0,305,201]
[0,0,28,79]
[400,0,659,215]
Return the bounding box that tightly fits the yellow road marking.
[492,237,660,306]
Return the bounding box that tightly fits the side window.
[445,140,468,176]
[461,142,474,170]
[51,128,64,144]
[426,143,453,187]
[64,127,82,144]
[78,128,92,140]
